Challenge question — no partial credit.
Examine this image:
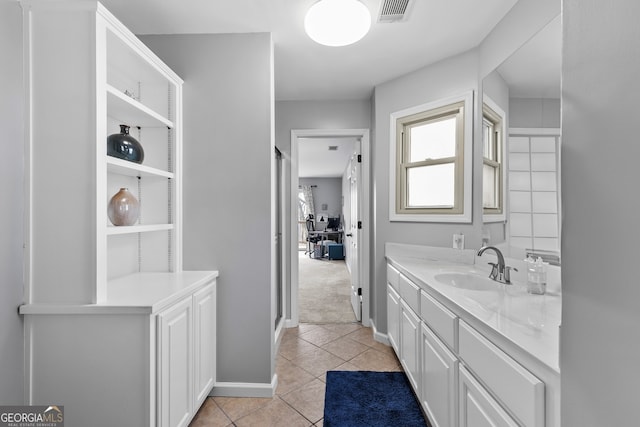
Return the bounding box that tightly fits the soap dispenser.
[526,256,547,295]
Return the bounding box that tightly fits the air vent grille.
[378,0,413,23]
[328,146,338,151]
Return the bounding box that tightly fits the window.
[390,92,473,222]
[482,97,506,220]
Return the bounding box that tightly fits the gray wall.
[0,0,25,404]
[275,99,371,321]
[371,49,480,332]
[368,0,561,335]
[275,100,371,154]
[141,33,274,385]
[299,177,342,221]
[510,98,561,128]
[561,0,640,424]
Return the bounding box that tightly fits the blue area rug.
[324,371,428,427]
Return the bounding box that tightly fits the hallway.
[298,252,356,323]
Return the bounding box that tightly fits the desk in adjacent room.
[308,229,343,259]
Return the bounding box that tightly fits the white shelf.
[106,84,174,128]
[107,223,174,235]
[107,156,173,179]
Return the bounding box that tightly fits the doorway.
[289,129,370,327]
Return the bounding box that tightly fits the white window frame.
[482,95,507,223]
[389,91,473,223]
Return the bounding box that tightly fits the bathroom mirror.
[482,15,562,264]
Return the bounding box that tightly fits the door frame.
[289,128,370,327]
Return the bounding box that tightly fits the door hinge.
[357,221,362,229]
[357,288,362,296]
[357,154,362,163]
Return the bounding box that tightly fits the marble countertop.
[386,243,560,373]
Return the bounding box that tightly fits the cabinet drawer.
[387,263,400,291]
[399,274,420,313]
[459,321,544,427]
[420,291,457,351]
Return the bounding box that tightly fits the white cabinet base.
[421,323,458,427]
[22,277,217,427]
[459,366,518,427]
[158,297,193,427]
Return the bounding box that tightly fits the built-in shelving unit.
[20,2,216,426]
[106,84,175,128]
[101,6,182,297]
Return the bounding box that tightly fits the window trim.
[389,91,474,223]
[482,95,507,223]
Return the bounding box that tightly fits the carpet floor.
[299,252,357,323]
[324,371,428,427]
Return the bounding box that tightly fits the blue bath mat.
[323,371,428,427]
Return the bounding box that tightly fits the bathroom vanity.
[386,243,560,427]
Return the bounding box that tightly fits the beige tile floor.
[189,323,402,426]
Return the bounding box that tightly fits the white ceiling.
[496,14,561,98]
[101,0,520,101]
[298,137,356,178]
[99,0,560,177]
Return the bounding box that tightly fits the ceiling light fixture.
[304,0,372,47]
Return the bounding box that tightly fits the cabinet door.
[158,297,193,427]
[400,300,421,393]
[387,284,400,353]
[421,323,458,427]
[459,366,518,427]
[193,283,216,406]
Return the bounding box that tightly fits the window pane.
[409,117,456,161]
[482,119,494,159]
[482,120,493,159]
[483,164,497,208]
[407,164,455,207]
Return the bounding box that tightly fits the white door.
[347,140,362,321]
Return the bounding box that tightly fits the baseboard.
[210,374,278,398]
[285,318,298,328]
[370,318,390,346]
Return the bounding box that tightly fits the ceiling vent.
[377,0,414,23]
[328,146,339,151]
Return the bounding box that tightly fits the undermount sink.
[434,272,500,291]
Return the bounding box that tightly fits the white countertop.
[20,270,218,315]
[386,243,560,373]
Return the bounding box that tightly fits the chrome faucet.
[477,246,517,284]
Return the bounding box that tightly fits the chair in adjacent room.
[305,217,321,258]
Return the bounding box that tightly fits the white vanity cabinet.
[421,322,458,427]
[458,321,544,427]
[387,284,401,353]
[419,289,459,427]
[400,299,421,392]
[387,264,420,392]
[459,366,518,427]
[386,260,555,427]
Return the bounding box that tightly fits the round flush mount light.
[304,0,372,47]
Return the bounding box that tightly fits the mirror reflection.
[483,15,562,264]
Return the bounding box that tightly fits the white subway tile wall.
[508,133,560,252]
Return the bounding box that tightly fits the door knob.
[346,233,353,237]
